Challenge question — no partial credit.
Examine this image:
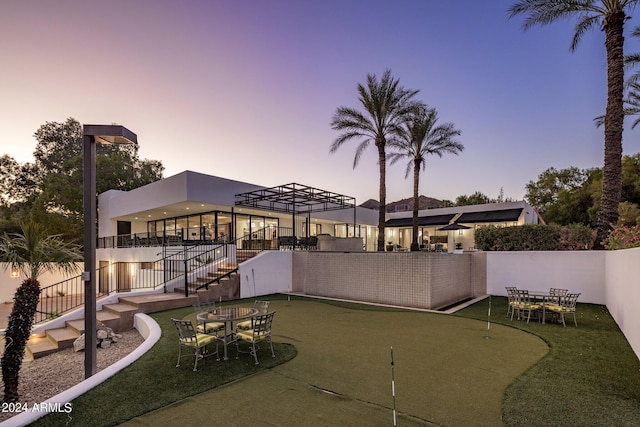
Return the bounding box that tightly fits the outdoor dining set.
[506,287,581,327]
[171,298,275,371]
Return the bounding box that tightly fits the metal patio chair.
[505,286,518,318]
[511,290,541,323]
[236,311,276,365]
[235,300,271,332]
[193,301,224,335]
[172,318,220,371]
[545,293,581,327]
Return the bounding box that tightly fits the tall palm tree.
[509,0,640,248]
[0,222,81,402]
[388,105,464,251]
[594,82,640,129]
[330,70,420,251]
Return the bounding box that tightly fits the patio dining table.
[197,307,258,360]
[527,291,554,324]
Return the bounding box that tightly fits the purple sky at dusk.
[2,1,640,204]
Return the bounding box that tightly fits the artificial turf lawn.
[119,297,545,426]
[33,295,640,426]
[454,296,640,426]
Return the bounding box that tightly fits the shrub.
[604,225,640,250]
[475,224,595,251]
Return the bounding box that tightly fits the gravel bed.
[0,329,144,423]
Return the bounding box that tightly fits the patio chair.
[172,318,220,371]
[545,293,580,327]
[236,311,276,365]
[511,290,541,323]
[193,302,224,334]
[505,286,518,318]
[548,288,568,303]
[235,300,271,331]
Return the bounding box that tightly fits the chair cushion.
[180,333,217,347]
[237,330,260,343]
[196,322,224,333]
[235,320,252,330]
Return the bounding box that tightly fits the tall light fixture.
[83,124,137,379]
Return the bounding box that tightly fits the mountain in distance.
[359,195,443,212]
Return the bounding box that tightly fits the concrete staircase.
[25,293,197,360]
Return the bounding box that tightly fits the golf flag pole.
[484,295,492,339]
[391,346,397,426]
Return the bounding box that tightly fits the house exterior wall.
[385,201,539,252]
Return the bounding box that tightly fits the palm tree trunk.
[1,278,41,403]
[411,158,421,251]
[377,143,386,251]
[596,12,626,248]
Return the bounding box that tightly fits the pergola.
[235,183,357,240]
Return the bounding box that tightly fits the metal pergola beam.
[235,182,356,214]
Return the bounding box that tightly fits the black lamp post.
[83,125,137,379]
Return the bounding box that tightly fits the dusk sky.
[2,1,640,204]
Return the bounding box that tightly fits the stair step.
[103,302,140,315]
[28,293,197,358]
[66,319,85,334]
[46,327,79,349]
[26,336,59,359]
[97,310,121,322]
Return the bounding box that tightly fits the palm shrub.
[0,222,82,402]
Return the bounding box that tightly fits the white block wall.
[605,247,640,358]
[486,251,606,304]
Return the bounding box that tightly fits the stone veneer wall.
[292,252,486,310]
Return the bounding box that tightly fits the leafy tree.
[455,191,492,206]
[0,155,20,207]
[526,166,601,226]
[525,167,588,214]
[617,201,640,225]
[0,222,82,402]
[509,0,640,248]
[0,118,164,241]
[620,153,640,205]
[388,105,463,250]
[330,70,420,251]
[526,156,640,227]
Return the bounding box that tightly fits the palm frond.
[0,222,82,280]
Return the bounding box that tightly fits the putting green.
[124,299,547,426]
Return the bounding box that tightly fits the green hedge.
[474,224,595,251]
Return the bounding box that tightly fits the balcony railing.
[98,226,319,250]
